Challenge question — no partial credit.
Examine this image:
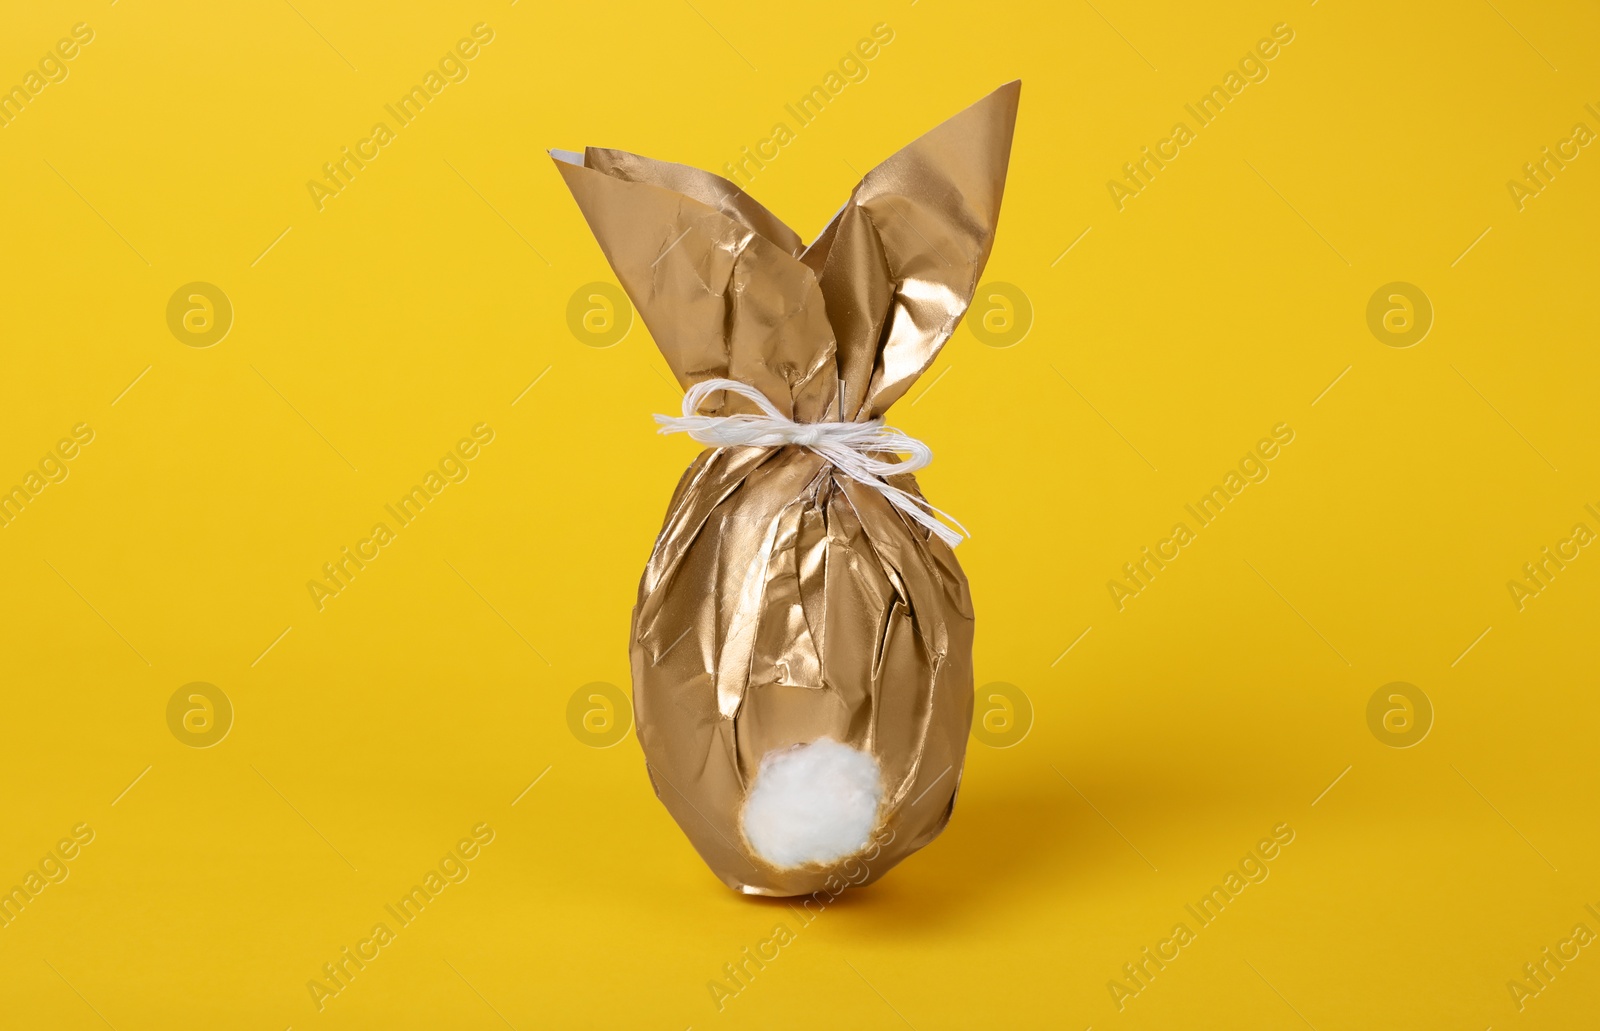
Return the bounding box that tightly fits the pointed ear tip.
[958,81,1020,122]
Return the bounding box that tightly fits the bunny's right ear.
[552,151,837,421]
[802,81,1021,419]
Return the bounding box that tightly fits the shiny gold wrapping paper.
[554,82,1019,895]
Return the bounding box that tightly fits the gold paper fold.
[555,81,1020,895]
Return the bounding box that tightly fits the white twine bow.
[654,378,968,548]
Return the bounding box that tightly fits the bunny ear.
[805,81,1021,418]
[553,151,838,420]
[581,148,806,259]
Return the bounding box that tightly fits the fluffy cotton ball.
[740,738,883,868]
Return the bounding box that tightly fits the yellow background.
[2,0,1598,1027]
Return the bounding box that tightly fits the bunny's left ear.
[803,81,1021,418]
[580,147,805,259]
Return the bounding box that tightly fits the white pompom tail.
[740,738,883,869]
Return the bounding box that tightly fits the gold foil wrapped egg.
[553,82,1020,895]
